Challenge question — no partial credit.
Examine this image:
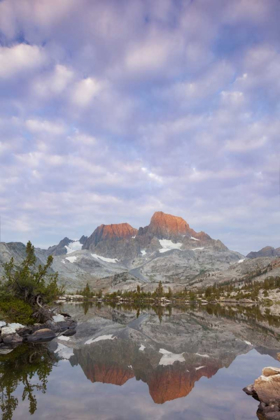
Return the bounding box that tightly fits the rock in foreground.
[244,367,280,419]
[0,313,77,350]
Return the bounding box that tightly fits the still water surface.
[1,303,280,420]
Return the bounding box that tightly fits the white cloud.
[25,119,66,135]
[32,64,74,98]
[0,44,47,79]
[141,167,163,183]
[70,77,103,107]
[125,37,173,74]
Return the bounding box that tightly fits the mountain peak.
[83,222,138,249]
[146,211,191,239]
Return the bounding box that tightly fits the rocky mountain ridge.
[82,211,228,261]
[1,211,279,293]
[247,246,280,259]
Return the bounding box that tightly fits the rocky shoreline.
[244,367,280,419]
[0,312,77,353]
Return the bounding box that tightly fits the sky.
[0,0,279,255]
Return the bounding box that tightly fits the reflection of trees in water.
[101,300,280,329]
[82,300,93,314]
[0,344,58,420]
[205,304,280,329]
[104,300,173,322]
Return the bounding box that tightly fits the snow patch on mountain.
[66,256,77,263]
[191,236,200,241]
[159,239,182,253]
[91,254,118,263]
[141,250,147,256]
[65,241,83,254]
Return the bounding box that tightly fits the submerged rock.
[244,367,280,419]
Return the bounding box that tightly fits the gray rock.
[1,326,17,336]
[0,348,14,354]
[17,327,33,337]
[62,329,76,337]
[3,333,23,345]
[26,328,56,343]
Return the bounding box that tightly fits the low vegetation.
[75,276,280,308]
[0,241,63,324]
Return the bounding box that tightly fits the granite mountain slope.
[247,246,280,259]
[1,211,279,292]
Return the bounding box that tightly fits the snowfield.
[65,241,83,254]
[91,254,118,263]
[159,239,182,253]
[66,256,77,263]
[191,236,200,241]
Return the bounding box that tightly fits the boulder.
[17,327,33,337]
[8,323,25,330]
[51,320,77,333]
[255,368,280,404]
[62,328,76,337]
[53,314,66,322]
[0,348,14,355]
[2,333,23,345]
[26,328,56,343]
[1,326,17,336]
[244,367,280,419]
[263,368,280,377]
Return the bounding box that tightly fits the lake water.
[1,303,280,420]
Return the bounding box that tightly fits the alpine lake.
[1,301,280,420]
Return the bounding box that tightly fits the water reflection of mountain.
[67,306,280,404]
[72,340,223,403]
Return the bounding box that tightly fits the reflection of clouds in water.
[26,349,269,419]
[6,303,280,419]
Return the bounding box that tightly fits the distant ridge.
[247,246,280,259]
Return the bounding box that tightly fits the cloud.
[70,77,104,107]
[0,43,47,79]
[32,64,74,98]
[0,0,279,253]
[25,119,66,136]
